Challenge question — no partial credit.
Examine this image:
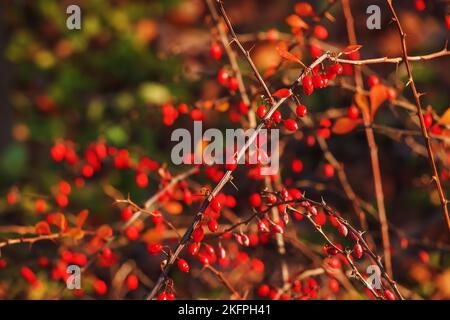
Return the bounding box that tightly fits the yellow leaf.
[215,101,229,112]
[332,117,360,135]
[370,84,388,120]
[438,108,450,125]
[67,228,85,240]
[285,15,309,30]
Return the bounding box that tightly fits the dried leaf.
[141,228,163,245]
[354,93,370,120]
[438,108,450,125]
[295,2,314,16]
[215,101,229,112]
[370,84,388,119]
[163,201,183,215]
[341,45,362,55]
[285,14,309,30]
[272,88,292,98]
[35,221,51,235]
[276,46,303,65]
[49,213,67,231]
[332,117,360,135]
[76,209,89,229]
[96,225,113,239]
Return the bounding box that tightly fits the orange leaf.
[332,117,360,135]
[437,108,450,125]
[76,209,89,229]
[341,45,362,55]
[370,84,388,119]
[67,227,85,240]
[141,229,163,245]
[276,46,303,65]
[96,225,113,239]
[35,221,51,235]
[295,2,315,16]
[163,201,183,215]
[272,88,292,98]
[285,14,309,30]
[50,213,67,231]
[354,93,370,120]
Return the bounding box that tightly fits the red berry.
[313,25,328,40]
[35,199,47,213]
[302,75,314,95]
[125,226,140,241]
[210,43,222,60]
[192,226,205,242]
[347,105,359,119]
[50,143,66,162]
[292,159,303,173]
[217,69,229,86]
[228,77,239,92]
[296,104,307,117]
[208,219,219,232]
[353,243,363,259]
[126,274,139,291]
[121,206,133,221]
[147,243,162,255]
[58,180,71,195]
[312,74,322,88]
[21,266,38,286]
[324,163,335,178]
[414,0,426,11]
[257,284,270,297]
[93,279,107,296]
[210,197,222,212]
[284,119,298,132]
[329,278,340,293]
[177,258,190,273]
[386,87,397,100]
[384,289,396,300]
[418,250,429,264]
[256,105,267,118]
[190,108,203,121]
[189,242,200,256]
[424,113,433,128]
[225,156,237,171]
[337,223,348,237]
[82,164,94,178]
[258,219,270,233]
[271,110,282,124]
[157,293,167,300]
[367,75,380,88]
[135,172,149,188]
[249,193,262,207]
[333,63,343,75]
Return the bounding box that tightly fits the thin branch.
[386,0,450,231]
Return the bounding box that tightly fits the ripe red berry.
[58,180,71,195]
[386,87,397,100]
[189,242,200,256]
[157,292,168,300]
[21,266,38,286]
[208,219,219,232]
[312,74,322,88]
[126,274,139,291]
[296,104,307,117]
[257,284,270,297]
[210,43,222,60]
[35,199,47,213]
[424,113,433,128]
[135,172,149,188]
[190,108,203,121]
[50,143,66,162]
[177,258,190,273]
[414,0,426,11]
[329,278,340,293]
[228,77,239,92]
[249,193,262,207]
[147,243,162,255]
[292,159,303,173]
[333,63,343,75]
[271,110,282,124]
[347,105,359,119]
[121,206,133,221]
[313,25,328,40]
[302,75,314,95]
[384,289,396,300]
[353,243,363,259]
[324,163,335,178]
[217,69,229,86]
[418,250,429,264]
[338,223,348,237]
[210,197,221,212]
[284,119,298,132]
[192,226,205,242]
[125,226,139,241]
[93,279,107,296]
[256,105,267,118]
[367,75,380,88]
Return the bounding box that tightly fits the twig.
[386,0,450,231]
[341,0,392,277]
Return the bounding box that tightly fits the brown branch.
[204,264,242,299]
[386,0,450,231]
[341,0,392,277]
